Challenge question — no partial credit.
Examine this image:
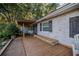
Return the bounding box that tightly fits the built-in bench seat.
[34,35,59,46]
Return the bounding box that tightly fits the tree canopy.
[0,3,59,22]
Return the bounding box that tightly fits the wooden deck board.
[22,36,73,56]
[2,35,73,56]
[2,38,26,56]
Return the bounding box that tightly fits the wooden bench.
[34,35,59,46]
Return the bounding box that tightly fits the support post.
[22,23,25,39]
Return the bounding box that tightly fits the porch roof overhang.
[17,20,36,26]
[34,3,79,24]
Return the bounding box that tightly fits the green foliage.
[0,23,6,32]
[6,23,20,35]
[0,23,20,41]
[0,3,59,22]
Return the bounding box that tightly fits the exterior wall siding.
[37,10,79,46]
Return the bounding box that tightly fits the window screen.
[70,16,79,38]
[42,20,52,32]
[43,22,49,31]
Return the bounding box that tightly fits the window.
[43,22,49,31]
[70,16,79,38]
[49,20,52,32]
[40,23,42,31]
[42,20,52,32]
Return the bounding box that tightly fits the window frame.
[42,20,52,32]
[49,20,52,32]
[42,21,49,31]
[40,23,42,31]
[69,16,79,38]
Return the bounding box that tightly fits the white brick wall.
[37,10,79,46]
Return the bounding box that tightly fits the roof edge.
[35,3,79,24]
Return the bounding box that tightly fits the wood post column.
[22,23,25,38]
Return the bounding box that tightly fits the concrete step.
[34,35,59,46]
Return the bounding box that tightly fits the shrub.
[0,23,20,41]
[6,23,20,36]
